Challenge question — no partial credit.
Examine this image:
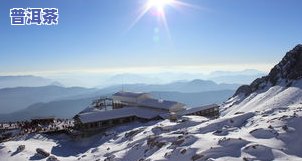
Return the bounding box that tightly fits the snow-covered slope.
[1,110,302,161]
[222,80,302,116]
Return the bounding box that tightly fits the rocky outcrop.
[235,44,302,97]
[234,85,252,96]
[47,156,59,161]
[17,145,25,152]
[36,148,50,158]
[268,44,302,82]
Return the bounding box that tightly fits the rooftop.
[113,91,150,98]
[138,98,185,110]
[76,107,165,124]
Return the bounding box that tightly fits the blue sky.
[0,0,302,75]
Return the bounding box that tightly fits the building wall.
[112,94,152,105]
[169,103,187,113]
[75,116,138,132]
[112,100,126,109]
[112,95,137,105]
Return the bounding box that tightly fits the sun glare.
[147,0,174,12]
[128,0,200,40]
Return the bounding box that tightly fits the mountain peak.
[234,44,302,96]
[293,44,302,50]
[269,44,302,81]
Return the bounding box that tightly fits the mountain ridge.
[0,85,97,114]
[0,75,61,89]
[223,44,302,115]
[234,44,302,97]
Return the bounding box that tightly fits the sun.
[128,0,199,40]
[147,0,174,12]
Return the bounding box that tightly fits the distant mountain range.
[0,97,94,121]
[0,86,97,114]
[98,69,265,88]
[0,79,238,121]
[0,75,61,89]
[99,79,240,93]
[0,70,261,121]
[0,69,264,89]
[207,69,266,84]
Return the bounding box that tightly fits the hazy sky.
[0,0,302,75]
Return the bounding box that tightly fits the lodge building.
[73,91,219,134]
